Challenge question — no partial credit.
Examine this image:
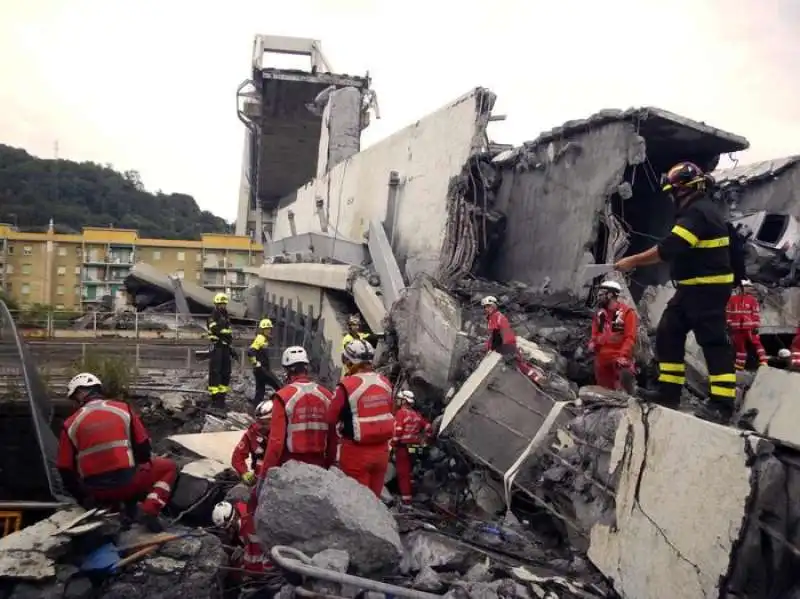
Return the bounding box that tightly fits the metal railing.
[0,300,69,502]
[8,310,260,341]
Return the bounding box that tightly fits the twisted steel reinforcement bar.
[0,300,70,501]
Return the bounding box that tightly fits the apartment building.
[0,222,263,311]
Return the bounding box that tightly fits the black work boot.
[638,388,681,410]
[137,507,166,532]
[694,399,734,425]
[209,395,226,414]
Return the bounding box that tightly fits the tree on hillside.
[0,144,230,240]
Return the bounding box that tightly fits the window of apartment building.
[56,285,65,296]
[195,252,201,262]
[177,251,185,262]
[21,283,30,295]
[74,286,81,296]
[5,264,13,275]
[153,250,161,261]
[195,271,201,280]
[175,270,185,279]
[56,304,65,310]
[7,245,13,255]
[21,264,32,275]
[57,266,66,276]
[74,266,81,275]
[23,245,32,256]
[76,247,82,258]
[58,246,67,257]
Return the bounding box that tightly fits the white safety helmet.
[778,348,791,359]
[397,389,415,405]
[255,399,274,421]
[599,280,622,294]
[342,338,374,365]
[481,296,498,307]
[741,279,753,287]
[67,372,102,399]
[281,346,309,368]
[211,501,237,528]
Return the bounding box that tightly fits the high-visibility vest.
[276,382,331,454]
[394,407,430,445]
[339,373,394,444]
[64,399,135,478]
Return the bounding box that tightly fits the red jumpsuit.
[590,303,637,390]
[790,326,800,369]
[232,501,270,574]
[726,291,767,369]
[56,397,176,516]
[326,371,395,497]
[392,406,431,505]
[486,309,517,355]
[231,422,269,477]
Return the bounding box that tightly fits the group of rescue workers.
[54,159,800,581]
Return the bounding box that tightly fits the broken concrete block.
[254,461,403,575]
[739,366,800,447]
[309,549,353,596]
[0,507,84,580]
[588,402,758,599]
[400,530,482,574]
[392,274,463,393]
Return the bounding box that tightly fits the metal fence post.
[92,312,97,338]
[47,311,54,339]
[135,344,141,371]
[186,347,191,372]
[81,343,87,363]
[175,312,179,341]
[135,312,139,339]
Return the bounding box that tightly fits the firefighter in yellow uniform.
[248,319,281,407]
[208,293,234,410]
[341,315,370,353]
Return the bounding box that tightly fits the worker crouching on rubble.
[208,292,234,410]
[248,318,281,406]
[232,399,273,487]
[212,500,270,576]
[615,161,737,422]
[482,296,517,357]
[726,280,768,370]
[256,346,332,482]
[392,390,432,505]
[56,373,177,532]
[326,339,395,497]
[589,280,638,392]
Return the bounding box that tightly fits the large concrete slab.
[258,263,352,291]
[273,89,496,279]
[367,219,405,310]
[167,431,244,465]
[263,279,325,316]
[588,403,754,599]
[392,275,463,393]
[265,233,367,265]
[740,366,800,447]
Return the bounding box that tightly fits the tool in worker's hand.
[580,263,616,282]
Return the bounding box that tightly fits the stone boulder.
[254,461,403,575]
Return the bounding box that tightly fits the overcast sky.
[1,0,798,222]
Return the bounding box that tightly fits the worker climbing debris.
[208,292,234,410]
[212,500,271,576]
[726,279,768,369]
[247,318,281,406]
[391,390,432,505]
[231,399,273,487]
[615,161,738,423]
[588,280,637,392]
[326,339,395,497]
[256,346,332,481]
[57,372,177,532]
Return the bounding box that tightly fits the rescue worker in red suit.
[392,390,431,505]
[257,346,332,479]
[231,399,273,487]
[789,327,800,369]
[589,280,638,391]
[212,501,270,576]
[482,296,517,357]
[726,279,768,370]
[326,339,395,497]
[56,372,177,532]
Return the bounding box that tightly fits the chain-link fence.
[0,301,69,502]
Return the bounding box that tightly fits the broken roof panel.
[712,155,800,188]
[495,107,749,165]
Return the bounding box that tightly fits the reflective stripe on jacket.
[340,373,395,444]
[277,381,331,454]
[393,407,431,445]
[65,399,135,478]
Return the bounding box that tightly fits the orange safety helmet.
[661,161,709,198]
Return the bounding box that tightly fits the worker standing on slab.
[257,346,332,479]
[481,296,517,358]
[208,293,233,410]
[248,318,281,406]
[589,280,638,391]
[726,280,768,370]
[326,339,395,497]
[57,372,177,532]
[212,500,270,575]
[615,161,737,422]
[232,399,273,487]
[392,390,431,505]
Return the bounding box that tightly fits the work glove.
[242,471,256,486]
